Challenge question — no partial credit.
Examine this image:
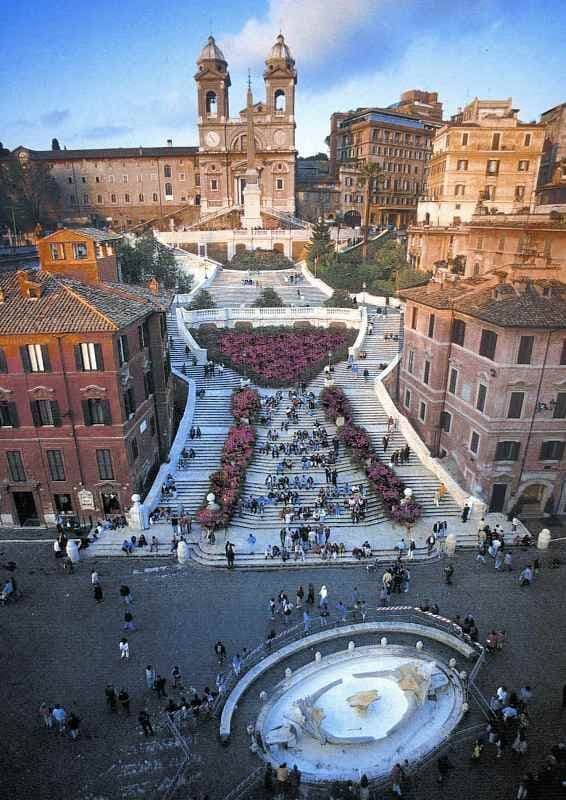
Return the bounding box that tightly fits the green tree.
[117,233,192,291]
[356,161,381,259]
[253,287,284,308]
[0,158,61,230]
[188,289,216,310]
[324,289,357,308]
[51,138,61,151]
[306,218,335,273]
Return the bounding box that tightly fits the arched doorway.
[343,210,361,228]
[517,483,550,514]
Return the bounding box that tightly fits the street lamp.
[327,350,333,369]
[362,282,367,306]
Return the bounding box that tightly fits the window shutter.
[94,343,104,371]
[8,402,19,428]
[102,400,112,425]
[20,346,31,373]
[82,400,93,426]
[75,345,84,371]
[51,400,61,426]
[30,400,41,427]
[41,345,51,372]
[0,348,7,373]
[122,335,130,362]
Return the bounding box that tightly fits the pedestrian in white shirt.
[119,638,130,660]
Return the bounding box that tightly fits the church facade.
[5,35,297,230]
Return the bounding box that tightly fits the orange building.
[37,227,121,284]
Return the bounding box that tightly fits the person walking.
[52,704,67,734]
[306,583,315,606]
[91,570,100,586]
[215,640,227,664]
[138,709,154,737]
[145,665,156,690]
[123,610,136,632]
[39,702,53,729]
[67,712,80,740]
[303,609,311,633]
[461,503,471,523]
[119,585,133,605]
[444,563,454,585]
[319,584,328,608]
[232,653,242,676]
[296,585,304,608]
[119,637,130,660]
[94,583,104,603]
[269,598,276,619]
[105,684,117,712]
[154,674,167,698]
[408,538,416,560]
[118,689,130,715]
[171,665,183,689]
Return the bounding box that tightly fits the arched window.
[206,91,217,116]
[163,165,172,178]
[274,89,286,112]
[164,182,173,197]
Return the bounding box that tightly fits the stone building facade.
[397,268,566,515]
[536,102,566,208]
[0,235,172,527]
[326,92,442,229]
[417,98,545,227]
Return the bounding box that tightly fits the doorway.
[518,483,546,513]
[489,483,507,513]
[101,491,121,515]
[12,491,40,526]
[236,177,247,205]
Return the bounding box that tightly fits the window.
[419,401,427,422]
[0,348,7,373]
[518,160,530,172]
[461,133,469,146]
[152,192,158,202]
[83,194,89,204]
[274,89,286,112]
[21,344,51,373]
[164,182,173,197]
[476,383,487,413]
[404,388,411,409]
[486,159,500,175]
[97,194,103,203]
[117,334,129,366]
[131,437,139,462]
[72,242,88,259]
[448,368,458,394]
[454,184,465,196]
[47,450,66,481]
[494,441,520,461]
[411,307,418,330]
[195,173,200,186]
[210,179,218,191]
[96,449,114,480]
[470,431,480,454]
[484,185,496,200]
[440,411,452,432]
[108,175,115,183]
[515,185,525,201]
[457,160,468,170]
[124,193,130,203]
[524,133,531,147]
[163,165,172,178]
[67,176,73,184]
[6,451,26,482]
[479,329,497,360]
[150,416,156,437]
[507,391,525,419]
[540,441,565,461]
[0,401,18,427]
[491,133,501,151]
[553,392,566,419]
[427,314,435,338]
[30,399,61,427]
[497,237,505,251]
[122,175,128,184]
[49,243,63,260]
[124,387,136,418]
[143,370,154,398]
[423,360,431,385]
[111,193,117,203]
[139,193,144,202]
[276,178,284,190]
[138,321,149,349]
[75,343,104,371]
[560,340,566,366]
[205,91,217,116]
[451,319,466,346]
[83,398,111,426]
[517,336,534,365]
[407,349,414,374]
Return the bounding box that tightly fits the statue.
[395,661,435,706]
[346,689,380,715]
[294,695,327,744]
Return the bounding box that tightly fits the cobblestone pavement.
[1,533,566,800]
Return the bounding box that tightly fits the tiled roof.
[72,227,122,242]
[0,272,170,335]
[13,146,198,161]
[400,278,566,329]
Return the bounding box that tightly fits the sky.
[1,0,565,157]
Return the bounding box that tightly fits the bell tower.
[195,36,231,123]
[263,34,297,120]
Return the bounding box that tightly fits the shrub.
[252,287,284,308]
[226,249,294,271]
[187,289,216,310]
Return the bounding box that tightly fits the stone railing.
[348,304,368,358]
[299,260,334,298]
[374,355,477,511]
[179,305,363,329]
[299,260,403,309]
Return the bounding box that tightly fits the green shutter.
[8,402,19,428]
[102,400,112,425]
[75,345,84,371]
[20,346,31,372]
[82,400,92,426]
[30,401,41,427]
[41,345,51,372]
[51,401,61,426]
[94,343,104,371]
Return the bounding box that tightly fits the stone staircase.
[205,267,328,308]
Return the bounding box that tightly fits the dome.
[267,33,294,64]
[197,35,226,64]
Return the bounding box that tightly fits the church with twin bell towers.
[195,34,298,218]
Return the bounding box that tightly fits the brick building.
[417,98,544,227]
[397,267,566,515]
[0,236,172,527]
[326,91,442,228]
[536,102,566,208]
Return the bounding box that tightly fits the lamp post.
[327,350,332,370]
[362,281,367,306]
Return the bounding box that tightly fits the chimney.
[147,277,159,295]
[166,139,173,147]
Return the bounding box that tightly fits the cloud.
[222,0,379,68]
[77,125,134,140]
[40,109,70,126]
[5,118,38,130]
